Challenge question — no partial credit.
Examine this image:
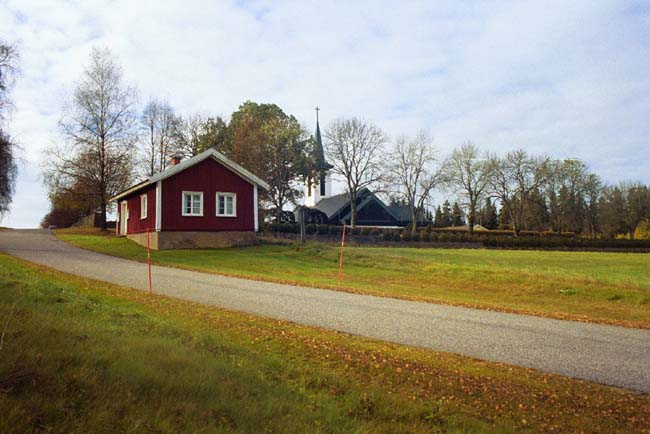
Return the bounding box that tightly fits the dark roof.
[311,188,399,222]
[312,190,350,219]
[313,119,332,171]
[386,205,411,223]
[387,205,428,224]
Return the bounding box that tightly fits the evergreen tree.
[433,205,444,228]
[479,197,498,229]
[451,201,465,226]
[440,200,453,227]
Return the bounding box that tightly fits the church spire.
[313,106,331,171]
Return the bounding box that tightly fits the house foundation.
[126,231,258,250]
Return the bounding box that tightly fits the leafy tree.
[44,47,138,229]
[196,116,229,153]
[324,117,388,228]
[41,180,97,228]
[224,101,310,217]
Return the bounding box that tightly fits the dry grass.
[1,253,649,433]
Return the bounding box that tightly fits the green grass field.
[57,229,650,329]
[1,253,649,433]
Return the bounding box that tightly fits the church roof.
[311,190,350,219]
[386,205,429,225]
[313,118,333,171]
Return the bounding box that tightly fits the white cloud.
[1,0,649,227]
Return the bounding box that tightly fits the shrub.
[317,224,329,235]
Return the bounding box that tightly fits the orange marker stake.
[146,228,153,295]
[338,224,346,289]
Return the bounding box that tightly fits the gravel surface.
[2,229,649,393]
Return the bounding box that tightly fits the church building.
[298,109,427,228]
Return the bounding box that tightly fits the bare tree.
[442,142,492,233]
[583,173,602,238]
[388,131,440,234]
[139,99,179,177]
[324,118,388,228]
[544,159,588,233]
[172,113,212,157]
[0,40,19,218]
[0,41,19,123]
[488,149,548,236]
[44,47,138,229]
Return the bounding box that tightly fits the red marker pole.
[146,228,153,295]
[338,224,346,289]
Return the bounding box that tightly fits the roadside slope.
[1,229,649,393]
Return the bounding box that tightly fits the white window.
[140,194,147,219]
[182,191,203,216]
[216,192,237,217]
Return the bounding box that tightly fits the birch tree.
[324,118,388,228]
[45,47,138,229]
[488,150,548,236]
[0,40,18,217]
[442,142,492,233]
[139,99,179,176]
[388,131,440,234]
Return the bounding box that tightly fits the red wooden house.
[110,149,269,249]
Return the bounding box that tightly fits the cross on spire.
[315,106,320,124]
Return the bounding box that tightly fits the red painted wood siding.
[161,158,254,232]
[117,185,156,235]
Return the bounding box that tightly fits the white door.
[120,202,128,235]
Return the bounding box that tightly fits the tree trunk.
[468,204,475,234]
[410,204,417,235]
[99,197,107,230]
[349,192,357,228]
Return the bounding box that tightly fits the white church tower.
[305,107,332,207]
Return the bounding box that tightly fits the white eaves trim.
[109,149,270,203]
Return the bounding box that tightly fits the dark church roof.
[386,205,428,225]
[305,188,429,227]
[312,118,333,171]
[312,190,350,219]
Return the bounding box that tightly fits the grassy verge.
[1,253,649,433]
[56,228,650,329]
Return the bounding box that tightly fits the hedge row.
[261,223,650,249]
[262,223,575,238]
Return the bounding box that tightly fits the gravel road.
[1,229,649,393]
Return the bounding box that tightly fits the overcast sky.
[1,0,649,228]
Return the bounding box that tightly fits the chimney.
[171,154,182,166]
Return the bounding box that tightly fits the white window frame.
[140,194,148,219]
[182,191,204,217]
[216,192,237,217]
